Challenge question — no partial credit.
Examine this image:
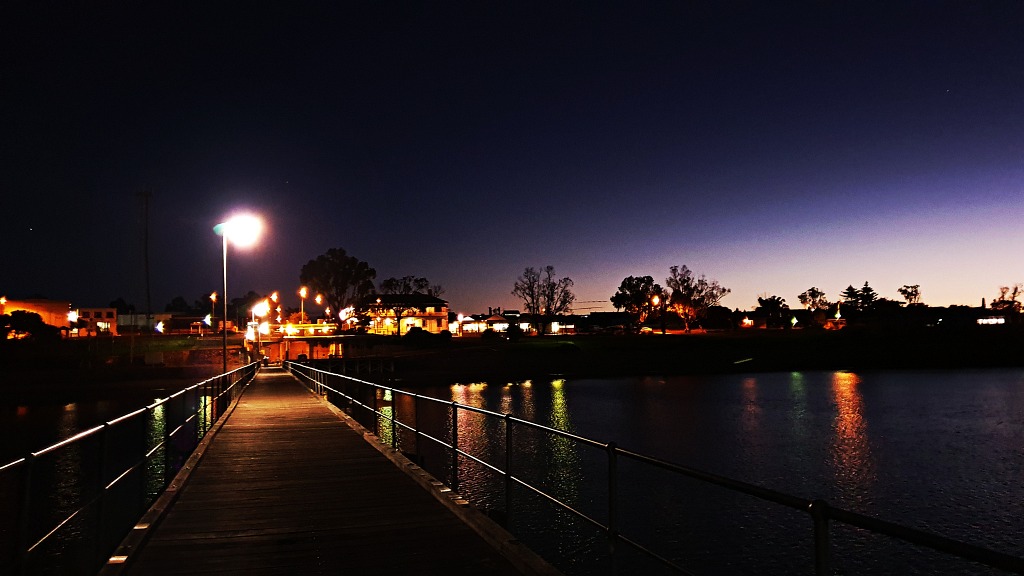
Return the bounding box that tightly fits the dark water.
[406,369,1024,575]
[0,381,194,464]
[7,369,1024,575]
[1,380,210,575]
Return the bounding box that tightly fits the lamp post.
[214,214,262,374]
[208,292,217,338]
[252,298,270,362]
[299,286,308,324]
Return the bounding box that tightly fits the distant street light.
[209,292,217,336]
[214,214,263,373]
[299,286,308,323]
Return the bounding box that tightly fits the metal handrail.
[286,361,1024,575]
[0,362,259,576]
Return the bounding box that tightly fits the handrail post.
[809,499,831,576]
[504,413,513,528]
[16,455,34,575]
[451,401,459,493]
[163,396,172,485]
[414,394,421,463]
[372,389,379,436]
[390,388,398,451]
[94,423,109,569]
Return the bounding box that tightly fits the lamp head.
[214,213,263,248]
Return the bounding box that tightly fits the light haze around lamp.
[213,213,263,373]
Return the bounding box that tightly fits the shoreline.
[3,326,1022,396]
[381,325,1024,385]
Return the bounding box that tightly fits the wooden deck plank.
[116,368,540,576]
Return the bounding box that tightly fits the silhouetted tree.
[230,290,264,327]
[300,248,377,315]
[840,282,878,312]
[379,276,445,298]
[841,285,861,308]
[1,310,60,341]
[897,284,922,305]
[859,282,878,310]
[756,294,789,328]
[164,296,192,313]
[991,284,1023,313]
[664,265,730,330]
[798,287,829,310]
[512,266,575,333]
[108,297,135,315]
[610,275,663,329]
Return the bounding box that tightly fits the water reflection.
[740,377,761,440]
[54,403,82,541]
[788,372,808,438]
[407,370,1024,575]
[831,372,875,496]
[147,402,166,497]
[547,379,580,499]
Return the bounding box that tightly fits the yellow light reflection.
[831,371,874,490]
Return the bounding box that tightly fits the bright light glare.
[155,322,165,333]
[253,299,271,318]
[214,214,263,247]
[203,314,212,326]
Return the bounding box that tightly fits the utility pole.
[140,190,152,329]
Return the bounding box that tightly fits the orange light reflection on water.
[831,371,875,493]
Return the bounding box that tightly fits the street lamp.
[252,298,271,362]
[214,213,263,373]
[209,292,217,337]
[299,286,308,323]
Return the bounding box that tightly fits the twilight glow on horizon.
[2,4,1022,314]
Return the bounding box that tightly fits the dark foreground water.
[6,369,1024,575]
[405,369,1024,575]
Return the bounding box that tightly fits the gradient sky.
[3,3,1023,316]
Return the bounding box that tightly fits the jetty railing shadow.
[286,361,1024,575]
[0,362,259,576]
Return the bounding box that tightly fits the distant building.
[74,307,118,336]
[358,294,449,335]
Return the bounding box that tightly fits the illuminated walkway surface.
[109,368,541,576]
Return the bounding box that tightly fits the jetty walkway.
[102,367,555,576]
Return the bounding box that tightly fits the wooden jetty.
[100,367,558,576]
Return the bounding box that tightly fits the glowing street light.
[299,286,308,323]
[214,213,263,373]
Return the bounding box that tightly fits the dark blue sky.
[4,3,1023,315]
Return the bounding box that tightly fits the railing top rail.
[32,424,106,458]
[288,361,608,448]
[827,503,1024,572]
[107,406,150,426]
[0,457,26,472]
[3,362,260,469]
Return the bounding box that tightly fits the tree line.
[85,242,1024,335]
